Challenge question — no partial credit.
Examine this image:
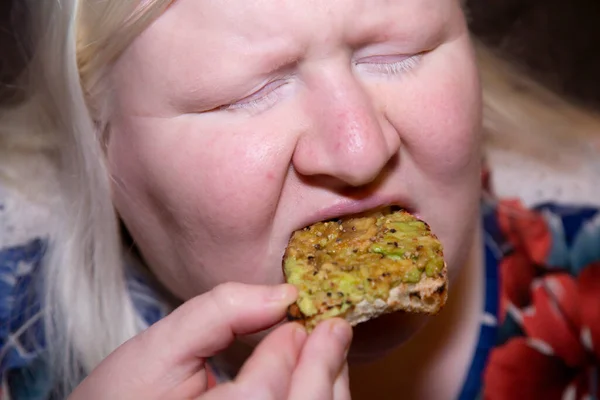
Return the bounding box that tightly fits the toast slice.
[283,208,448,331]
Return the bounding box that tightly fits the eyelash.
[356,53,423,76]
[221,53,423,113]
[222,80,289,113]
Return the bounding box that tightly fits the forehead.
[141,0,453,55]
[174,0,449,37]
[115,0,457,107]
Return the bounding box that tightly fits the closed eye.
[355,53,423,76]
[220,79,291,113]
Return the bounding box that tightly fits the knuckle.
[182,282,240,319]
[209,282,241,309]
[211,281,240,297]
[202,282,252,327]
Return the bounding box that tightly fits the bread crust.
[287,264,448,327]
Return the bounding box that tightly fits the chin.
[348,312,429,364]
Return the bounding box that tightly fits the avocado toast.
[283,208,448,331]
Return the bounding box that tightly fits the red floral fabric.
[483,199,600,399]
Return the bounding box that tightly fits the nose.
[292,71,400,187]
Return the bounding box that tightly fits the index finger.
[147,282,297,363]
[77,282,297,398]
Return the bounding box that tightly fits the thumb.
[71,282,297,399]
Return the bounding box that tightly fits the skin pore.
[107,0,481,380]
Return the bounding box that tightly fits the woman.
[1,0,598,399]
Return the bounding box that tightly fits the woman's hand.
[69,282,352,400]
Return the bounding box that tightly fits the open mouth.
[321,204,408,225]
[282,206,447,332]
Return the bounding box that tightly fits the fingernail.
[267,284,296,303]
[331,320,352,349]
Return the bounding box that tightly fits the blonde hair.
[0,0,170,394]
[475,41,600,166]
[0,1,598,396]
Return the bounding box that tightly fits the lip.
[294,195,415,233]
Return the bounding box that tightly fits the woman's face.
[108,0,481,357]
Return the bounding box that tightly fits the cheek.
[382,41,482,276]
[109,117,296,287]
[421,80,481,176]
[188,132,284,232]
[389,44,481,181]
[108,116,294,260]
